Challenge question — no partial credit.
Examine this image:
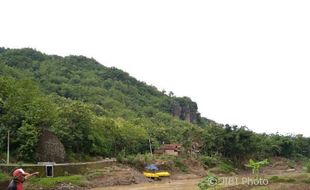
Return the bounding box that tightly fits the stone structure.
[37,130,66,163]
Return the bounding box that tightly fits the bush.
[270,175,296,183]
[218,161,235,173]
[174,157,188,172]
[117,153,154,170]
[200,156,219,168]
[270,176,279,181]
[287,160,296,169]
[245,159,269,175]
[305,161,310,173]
[158,155,188,172]
[208,161,235,174]
[198,174,219,190]
[302,178,310,184]
[0,171,10,182]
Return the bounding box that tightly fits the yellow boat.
[143,172,159,178]
[155,171,170,177]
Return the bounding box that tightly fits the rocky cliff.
[171,97,200,123]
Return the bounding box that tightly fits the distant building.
[155,144,182,156]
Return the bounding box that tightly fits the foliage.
[217,161,235,173]
[270,173,310,184]
[287,160,296,169]
[27,175,86,189]
[200,155,219,168]
[245,159,269,175]
[117,153,154,170]
[269,175,295,183]
[0,171,10,182]
[16,123,39,161]
[305,161,310,173]
[198,174,219,190]
[173,157,188,172]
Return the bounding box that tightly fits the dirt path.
[91,178,201,190]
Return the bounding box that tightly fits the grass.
[301,178,310,184]
[199,154,238,174]
[118,153,191,173]
[200,155,219,168]
[84,168,113,180]
[270,175,296,183]
[305,161,310,173]
[174,157,188,172]
[117,153,154,170]
[218,162,235,173]
[269,173,310,184]
[208,161,235,174]
[26,175,87,189]
[287,160,296,169]
[216,173,310,190]
[158,154,189,172]
[0,171,10,182]
[1,171,88,190]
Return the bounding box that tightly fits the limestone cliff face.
[37,130,66,163]
[172,101,182,118]
[171,97,199,123]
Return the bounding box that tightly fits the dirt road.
[91,178,200,190]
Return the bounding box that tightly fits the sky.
[0,0,309,136]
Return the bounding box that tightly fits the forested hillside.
[0,48,309,164]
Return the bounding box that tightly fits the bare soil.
[86,157,309,190]
[87,165,150,188]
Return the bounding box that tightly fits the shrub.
[0,171,10,182]
[270,176,296,183]
[200,156,219,168]
[287,160,296,169]
[198,174,219,190]
[305,161,310,173]
[174,157,187,172]
[117,153,154,170]
[218,161,234,173]
[245,159,269,175]
[302,178,310,184]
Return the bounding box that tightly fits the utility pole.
[148,137,153,156]
[7,131,9,164]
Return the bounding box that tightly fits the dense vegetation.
[0,48,309,164]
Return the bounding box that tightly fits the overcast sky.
[1,0,309,136]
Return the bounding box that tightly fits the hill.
[0,47,309,164]
[0,48,208,162]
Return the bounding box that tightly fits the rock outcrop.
[171,97,199,123]
[37,130,66,163]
